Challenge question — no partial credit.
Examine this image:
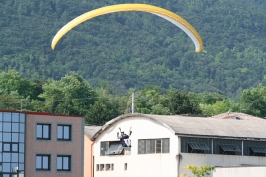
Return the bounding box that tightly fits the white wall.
[180,153,266,177]
[213,166,266,177]
[93,116,179,177]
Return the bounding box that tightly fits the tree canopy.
[1,0,266,99]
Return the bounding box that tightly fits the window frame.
[3,142,19,152]
[36,123,51,140]
[36,154,51,171]
[249,145,266,156]
[57,155,71,171]
[219,144,241,155]
[138,138,170,154]
[57,125,71,141]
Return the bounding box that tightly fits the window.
[36,154,50,171]
[3,142,19,152]
[249,145,266,156]
[124,163,127,171]
[100,141,127,156]
[100,164,104,171]
[106,142,124,155]
[0,112,26,173]
[156,139,162,153]
[57,125,71,141]
[36,124,51,140]
[219,144,241,155]
[57,155,71,171]
[111,164,114,171]
[188,142,210,153]
[162,138,170,153]
[106,164,110,171]
[138,138,170,154]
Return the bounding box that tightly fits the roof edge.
[91,113,175,140]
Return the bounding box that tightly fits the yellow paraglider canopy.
[51,4,203,52]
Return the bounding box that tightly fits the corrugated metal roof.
[92,113,266,140]
[148,114,266,139]
[209,112,265,121]
[84,126,101,139]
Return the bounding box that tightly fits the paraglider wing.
[51,4,203,52]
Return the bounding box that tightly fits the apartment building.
[0,110,84,177]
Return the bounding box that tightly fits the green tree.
[135,85,168,114]
[0,91,22,110]
[240,84,266,117]
[165,88,202,115]
[181,164,215,177]
[0,70,38,99]
[200,99,239,116]
[39,72,97,115]
[85,100,110,125]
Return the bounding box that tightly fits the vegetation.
[181,164,215,177]
[1,0,266,99]
[0,70,265,125]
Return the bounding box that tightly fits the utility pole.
[20,99,23,111]
[131,92,134,113]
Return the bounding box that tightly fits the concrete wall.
[93,116,179,177]
[84,135,94,177]
[25,114,84,177]
[213,166,266,177]
[179,153,266,177]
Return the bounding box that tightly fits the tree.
[240,84,266,117]
[180,164,215,177]
[0,90,22,110]
[165,88,202,115]
[39,72,97,115]
[200,99,239,116]
[135,85,168,114]
[85,100,110,125]
[0,70,38,99]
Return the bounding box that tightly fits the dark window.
[156,139,162,153]
[101,141,126,156]
[36,124,51,140]
[162,138,170,153]
[57,125,71,141]
[3,143,19,152]
[100,142,109,156]
[249,146,266,156]
[106,142,124,155]
[36,154,50,171]
[138,139,170,154]
[219,144,241,155]
[57,155,71,171]
[138,139,146,154]
[188,142,210,153]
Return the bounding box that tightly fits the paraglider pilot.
[117,127,132,147]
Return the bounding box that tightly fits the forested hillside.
[1,0,266,99]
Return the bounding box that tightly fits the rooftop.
[92,113,266,140]
[209,112,265,121]
[85,126,102,139]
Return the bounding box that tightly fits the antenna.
[132,92,134,113]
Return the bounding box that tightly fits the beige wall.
[84,135,94,177]
[25,114,84,177]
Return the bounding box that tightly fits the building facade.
[91,113,266,177]
[84,126,101,177]
[0,111,84,177]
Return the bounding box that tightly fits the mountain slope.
[1,0,266,98]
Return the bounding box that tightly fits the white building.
[91,113,266,177]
